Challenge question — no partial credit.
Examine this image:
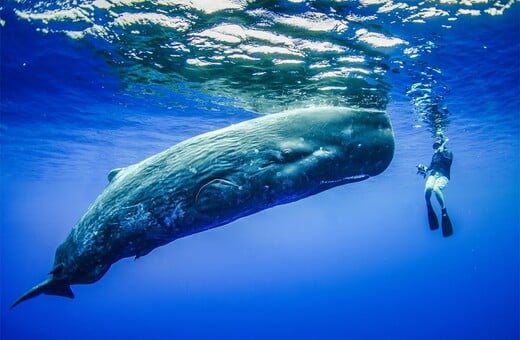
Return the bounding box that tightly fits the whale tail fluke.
[10,278,74,309]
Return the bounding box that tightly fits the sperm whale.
[11,106,394,308]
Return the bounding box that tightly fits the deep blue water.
[1,1,519,339]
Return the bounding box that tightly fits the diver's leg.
[424,176,438,230]
[432,176,449,209]
[433,177,453,237]
[424,176,434,203]
[433,186,446,209]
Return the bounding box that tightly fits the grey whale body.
[12,106,394,307]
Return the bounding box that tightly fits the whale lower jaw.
[320,174,370,185]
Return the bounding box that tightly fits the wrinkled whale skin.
[12,106,394,307]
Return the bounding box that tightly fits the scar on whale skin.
[195,178,251,212]
[11,106,394,308]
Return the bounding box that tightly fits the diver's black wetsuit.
[429,150,453,179]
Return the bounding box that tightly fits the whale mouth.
[320,174,370,185]
[10,278,74,309]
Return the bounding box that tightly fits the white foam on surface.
[355,29,408,48]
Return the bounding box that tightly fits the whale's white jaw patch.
[320,174,370,185]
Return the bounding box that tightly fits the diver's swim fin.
[427,203,439,230]
[441,208,453,237]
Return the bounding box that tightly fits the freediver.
[417,136,454,237]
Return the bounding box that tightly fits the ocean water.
[1,0,519,339]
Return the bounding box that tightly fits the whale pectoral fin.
[11,278,74,309]
[108,167,125,183]
[195,178,250,212]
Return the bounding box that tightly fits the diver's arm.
[439,138,449,150]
